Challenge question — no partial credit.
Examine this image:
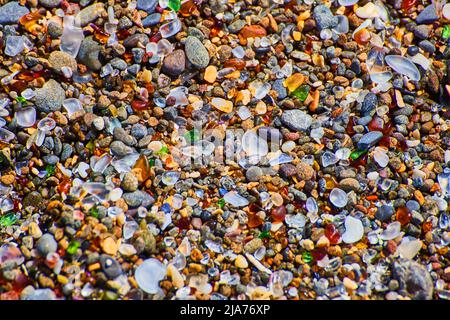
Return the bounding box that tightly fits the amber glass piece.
[117,29,131,40]
[378,136,391,148]
[271,205,287,222]
[19,11,43,35]
[179,0,197,16]
[422,221,432,233]
[248,213,264,228]
[238,25,267,45]
[354,28,371,45]
[9,80,27,93]
[396,206,412,225]
[325,224,340,245]
[176,217,191,230]
[91,24,109,44]
[224,58,246,70]
[210,19,224,37]
[134,154,151,182]
[58,179,71,194]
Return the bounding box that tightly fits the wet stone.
[184,36,210,69]
[77,37,102,71]
[137,0,158,13]
[281,110,313,132]
[100,255,123,279]
[35,80,65,113]
[36,234,57,257]
[361,92,378,116]
[141,13,161,27]
[0,2,30,24]
[313,5,338,30]
[123,190,155,208]
[393,259,433,300]
[162,50,186,76]
[376,204,395,222]
[416,4,439,24]
[357,131,384,150]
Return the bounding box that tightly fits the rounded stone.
[36,234,58,257]
[246,166,263,182]
[35,80,65,113]
[184,36,210,69]
[121,172,139,192]
[162,50,186,76]
[100,255,123,279]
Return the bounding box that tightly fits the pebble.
[39,0,62,8]
[416,4,439,24]
[137,0,158,13]
[162,50,186,76]
[184,36,210,69]
[100,255,123,279]
[77,37,102,71]
[357,131,384,150]
[375,205,395,222]
[246,166,263,182]
[141,13,161,27]
[36,234,57,257]
[281,110,313,132]
[313,5,338,30]
[121,172,139,192]
[393,259,433,300]
[35,80,65,113]
[0,2,29,24]
[76,3,105,27]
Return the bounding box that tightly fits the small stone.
[162,50,186,76]
[142,13,161,27]
[280,164,298,178]
[297,162,315,180]
[211,98,233,113]
[77,37,102,71]
[123,190,155,208]
[313,5,338,30]
[393,259,433,300]
[101,237,118,256]
[235,255,248,268]
[246,166,263,182]
[137,0,158,13]
[100,255,122,279]
[184,36,210,69]
[204,66,217,83]
[376,205,395,222]
[0,2,30,24]
[339,178,361,192]
[35,80,65,113]
[23,191,44,210]
[110,141,134,157]
[36,234,57,257]
[361,92,378,116]
[416,4,439,24]
[123,34,149,48]
[76,3,105,26]
[39,0,62,8]
[281,110,313,131]
[122,172,139,192]
[357,131,383,150]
